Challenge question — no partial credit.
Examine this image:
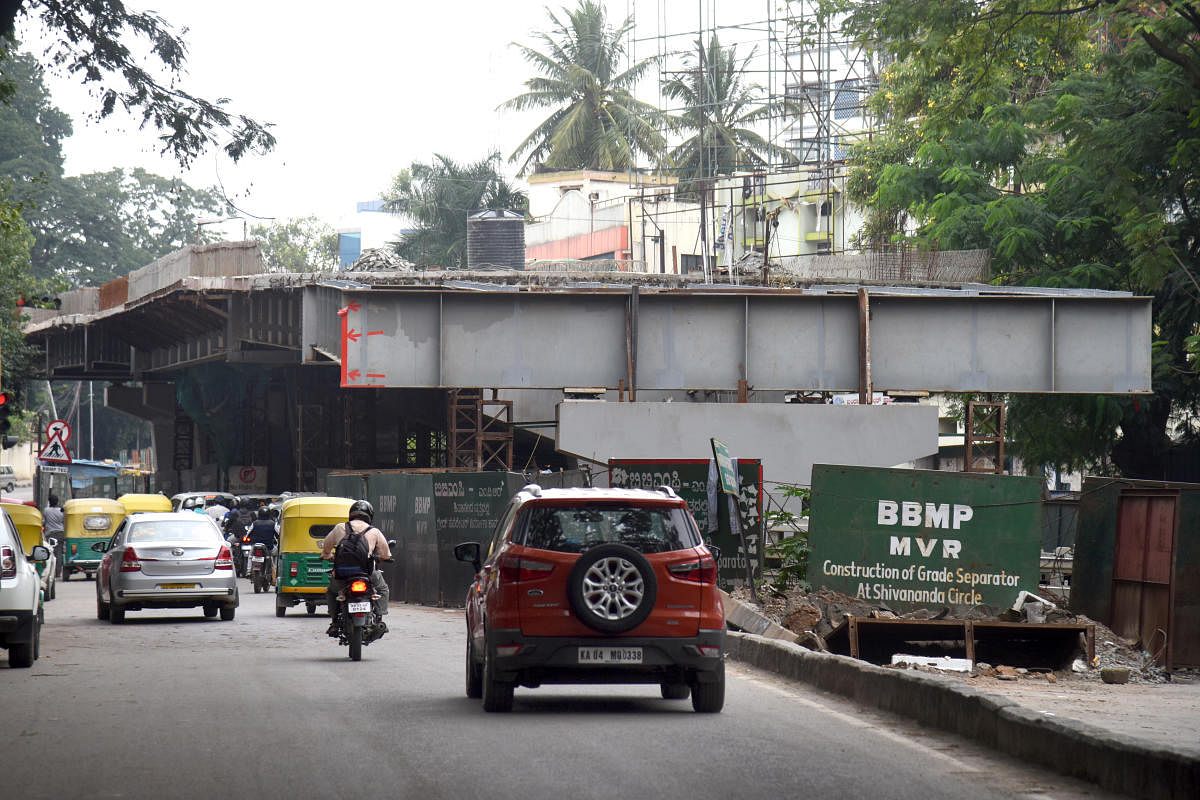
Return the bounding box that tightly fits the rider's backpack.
[333,522,374,577]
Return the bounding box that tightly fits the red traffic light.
[0,391,11,407]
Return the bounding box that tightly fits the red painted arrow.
[347,301,361,312]
[347,370,361,381]
[367,330,384,336]
[346,328,361,342]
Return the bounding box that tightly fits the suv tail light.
[215,545,233,570]
[499,556,554,583]
[120,547,143,572]
[667,555,717,584]
[1,544,15,578]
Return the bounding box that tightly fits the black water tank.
[466,209,525,270]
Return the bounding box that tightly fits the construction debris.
[730,584,1173,685]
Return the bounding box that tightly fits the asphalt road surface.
[2,579,1125,800]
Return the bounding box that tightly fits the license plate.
[578,647,643,665]
[347,601,371,613]
[159,583,196,590]
[251,556,265,563]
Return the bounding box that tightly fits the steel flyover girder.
[331,286,1151,394]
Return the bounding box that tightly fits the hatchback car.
[0,504,48,667]
[94,512,239,623]
[454,484,725,713]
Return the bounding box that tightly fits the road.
[1,579,1124,800]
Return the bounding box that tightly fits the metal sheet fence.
[326,469,590,607]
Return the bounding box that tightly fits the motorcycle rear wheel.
[349,624,363,661]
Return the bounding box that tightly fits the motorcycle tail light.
[215,545,233,570]
[1,545,15,578]
[241,534,250,543]
[499,556,553,583]
[667,555,717,584]
[349,579,369,593]
[289,561,298,577]
[120,547,143,572]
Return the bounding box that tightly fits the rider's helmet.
[349,499,374,523]
[257,507,271,520]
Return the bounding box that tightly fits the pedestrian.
[43,492,65,578]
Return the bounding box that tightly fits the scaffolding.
[637,0,881,259]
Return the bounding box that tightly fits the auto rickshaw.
[62,498,125,580]
[1,501,54,600]
[117,493,173,516]
[275,496,352,617]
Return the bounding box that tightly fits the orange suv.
[454,484,725,713]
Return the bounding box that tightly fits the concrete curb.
[726,631,1199,800]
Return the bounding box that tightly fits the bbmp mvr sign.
[809,465,1043,612]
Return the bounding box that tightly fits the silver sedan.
[95,512,239,623]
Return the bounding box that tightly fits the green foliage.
[29,167,228,283]
[501,0,665,174]
[662,34,796,188]
[250,217,338,273]
[764,483,810,591]
[0,181,38,390]
[835,0,1200,479]
[3,1,274,166]
[383,153,527,269]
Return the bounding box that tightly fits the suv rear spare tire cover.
[567,543,657,634]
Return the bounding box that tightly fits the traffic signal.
[0,391,18,449]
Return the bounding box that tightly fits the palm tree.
[383,154,527,269]
[662,34,796,185]
[501,0,665,174]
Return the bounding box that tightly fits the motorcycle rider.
[320,500,391,637]
[246,507,278,585]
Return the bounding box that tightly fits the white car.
[0,505,48,667]
[0,465,15,494]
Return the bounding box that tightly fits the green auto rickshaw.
[275,496,352,617]
[63,498,125,580]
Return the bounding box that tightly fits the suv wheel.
[109,605,126,624]
[690,661,725,713]
[8,618,37,668]
[96,593,110,621]
[465,637,483,699]
[481,643,514,712]
[567,544,658,634]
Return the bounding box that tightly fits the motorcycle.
[331,572,385,661]
[329,541,395,662]
[250,542,274,593]
[238,535,254,579]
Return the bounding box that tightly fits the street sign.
[46,419,71,442]
[39,465,69,474]
[710,438,739,496]
[808,465,1043,612]
[38,434,72,464]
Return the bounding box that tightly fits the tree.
[250,217,338,272]
[836,0,1200,479]
[29,167,228,283]
[2,0,274,165]
[383,153,526,269]
[662,34,796,185]
[501,0,664,174]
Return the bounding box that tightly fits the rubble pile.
[731,584,1172,685]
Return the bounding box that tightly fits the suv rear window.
[519,504,699,554]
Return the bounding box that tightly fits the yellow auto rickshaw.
[63,497,125,581]
[275,496,352,617]
[116,493,173,516]
[1,502,54,600]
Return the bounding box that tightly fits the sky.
[19,0,789,233]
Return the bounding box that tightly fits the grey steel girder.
[324,285,1152,394]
